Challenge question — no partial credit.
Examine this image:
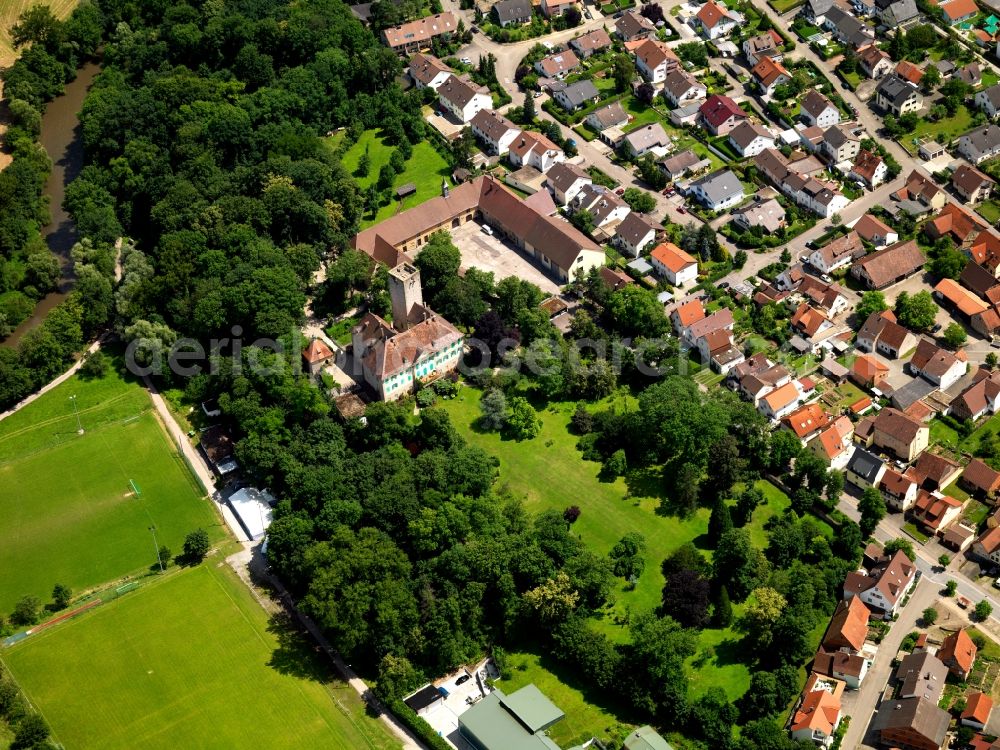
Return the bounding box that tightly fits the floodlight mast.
[150,525,164,573]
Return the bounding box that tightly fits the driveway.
[451,219,561,294]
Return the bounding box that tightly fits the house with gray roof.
[662,69,707,107]
[847,447,886,489]
[975,83,1000,119]
[459,684,566,750]
[620,123,670,158]
[874,74,922,116]
[876,0,919,26]
[585,101,629,132]
[553,79,599,111]
[544,162,591,205]
[687,169,745,211]
[658,149,710,180]
[492,0,532,26]
[959,124,1000,165]
[732,192,786,233]
[624,726,675,750]
[824,6,875,49]
[614,212,660,257]
[470,109,521,155]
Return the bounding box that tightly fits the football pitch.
[0,365,225,612]
[1,564,399,749]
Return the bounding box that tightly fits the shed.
[396,182,417,199]
[821,357,849,383]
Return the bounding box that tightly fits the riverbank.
[3,60,99,347]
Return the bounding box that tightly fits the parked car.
[719,281,730,289]
[677,207,686,214]
[481,225,494,236]
[455,674,471,685]
[614,187,625,195]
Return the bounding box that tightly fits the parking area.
[415,663,496,750]
[451,220,561,295]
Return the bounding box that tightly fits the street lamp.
[149,525,164,573]
[69,394,83,434]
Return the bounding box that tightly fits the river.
[2,61,100,348]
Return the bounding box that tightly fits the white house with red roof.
[650,242,698,287]
[693,0,739,38]
[699,95,748,135]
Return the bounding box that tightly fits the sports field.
[0,365,225,612]
[2,564,400,749]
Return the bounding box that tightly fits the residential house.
[850,240,926,289]
[874,74,923,116]
[858,44,893,79]
[437,75,492,123]
[670,297,705,334]
[957,62,983,87]
[925,202,990,245]
[801,90,841,129]
[820,124,862,165]
[812,648,871,690]
[974,525,1000,565]
[634,38,681,84]
[811,415,856,469]
[539,0,574,18]
[952,162,996,203]
[743,30,784,66]
[856,310,917,359]
[895,60,924,86]
[696,327,745,373]
[732,193,787,233]
[961,692,993,731]
[728,121,775,158]
[408,53,452,90]
[553,79,599,111]
[874,698,950,750]
[761,380,803,420]
[658,149,710,180]
[545,162,591,206]
[790,674,844,747]
[824,6,876,48]
[751,56,791,97]
[909,338,967,389]
[599,266,633,291]
[959,125,1000,165]
[783,403,832,444]
[876,0,920,26]
[852,353,890,389]
[952,368,1000,421]
[871,407,930,461]
[898,169,947,211]
[938,629,977,680]
[508,131,565,173]
[843,549,916,617]
[798,276,850,316]
[805,0,836,24]
[569,28,613,58]
[615,10,656,41]
[382,12,458,55]
[880,468,919,511]
[783,172,850,218]
[809,231,864,274]
[699,95,748,136]
[939,0,979,25]
[680,308,735,350]
[911,490,964,535]
[693,0,739,38]
[571,184,631,229]
[895,650,948,701]
[852,214,898,248]
[847,447,887,489]
[850,149,888,188]
[650,242,698,287]
[492,0,532,26]
[909,452,962,493]
[352,264,463,401]
[975,83,1000,119]
[961,458,1000,498]
[791,302,835,341]
[470,109,521,155]
[586,101,630,132]
[535,50,581,79]
[662,69,706,107]
[621,123,671,158]
[613,212,659,258]
[822,595,871,653]
[687,169,745,211]
[353,176,603,284]
[669,101,703,127]
[934,278,990,325]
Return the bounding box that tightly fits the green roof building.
[623,726,675,750]
[458,684,566,750]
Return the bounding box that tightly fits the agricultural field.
[1,564,399,750]
[338,128,451,228]
[0,364,225,613]
[0,0,78,66]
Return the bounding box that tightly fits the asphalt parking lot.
[451,220,560,295]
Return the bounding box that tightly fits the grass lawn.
[903,522,930,544]
[970,628,1000,660]
[982,69,1000,90]
[325,315,359,346]
[904,106,976,155]
[1,564,399,750]
[501,651,633,747]
[977,199,1000,225]
[0,365,225,612]
[339,129,451,228]
[930,417,962,451]
[770,0,805,12]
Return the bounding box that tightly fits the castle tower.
[389,262,423,331]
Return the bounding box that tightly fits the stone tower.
[389,262,423,331]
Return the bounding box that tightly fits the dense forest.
[0,0,866,746]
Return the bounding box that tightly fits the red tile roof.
[699,95,747,129]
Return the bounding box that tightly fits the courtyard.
[450,220,561,295]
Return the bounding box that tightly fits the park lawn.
[977,199,1000,225]
[339,129,451,228]
[1,564,399,750]
[904,106,976,155]
[501,651,634,747]
[439,387,705,629]
[0,367,225,612]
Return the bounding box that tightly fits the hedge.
[383,696,453,750]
